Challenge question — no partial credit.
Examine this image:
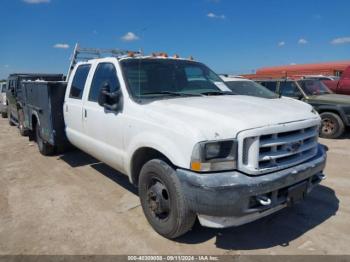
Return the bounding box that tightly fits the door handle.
[84,109,87,118]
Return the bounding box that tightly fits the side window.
[89,63,119,102]
[280,81,302,97]
[260,81,277,92]
[69,64,91,99]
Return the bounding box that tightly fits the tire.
[1,111,7,118]
[8,107,15,126]
[138,159,196,239]
[18,109,29,136]
[35,123,55,156]
[320,112,345,139]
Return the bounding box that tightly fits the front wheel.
[35,123,55,156]
[1,111,7,118]
[320,112,345,139]
[138,159,196,239]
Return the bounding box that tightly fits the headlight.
[190,139,237,172]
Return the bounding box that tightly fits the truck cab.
[323,66,350,95]
[59,53,327,238]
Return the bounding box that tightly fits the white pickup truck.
[20,49,327,239]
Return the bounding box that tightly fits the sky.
[0,0,350,79]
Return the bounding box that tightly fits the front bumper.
[176,144,327,228]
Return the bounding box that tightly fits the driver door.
[82,61,126,172]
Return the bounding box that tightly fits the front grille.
[242,125,319,174]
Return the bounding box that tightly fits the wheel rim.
[146,177,171,221]
[322,118,337,135]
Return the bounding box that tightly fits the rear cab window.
[69,64,91,99]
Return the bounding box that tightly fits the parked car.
[302,75,339,81]
[220,75,278,98]
[323,66,350,95]
[19,46,327,239]
[0,82,7,118]
[6,73,65,134]
[257,78,350,139]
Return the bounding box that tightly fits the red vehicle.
[323,66,350,95]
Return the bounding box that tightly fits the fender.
[125,132,193,178]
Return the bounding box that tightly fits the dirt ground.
[0,117,349,255]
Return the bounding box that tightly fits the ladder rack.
[66,43,141,80]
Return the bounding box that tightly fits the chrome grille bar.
[241,124,319,175]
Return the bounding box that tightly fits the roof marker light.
[151,52,168,58]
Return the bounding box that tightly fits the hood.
[142,95,318,140]
[308,94,350,105]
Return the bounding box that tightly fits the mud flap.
[287,181,308,206]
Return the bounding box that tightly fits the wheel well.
[31,114,38,130]
[130,147,174,186]
[318,109,345,122]
[318,109,340,116]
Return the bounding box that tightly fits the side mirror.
[98,82,122,111]
[97,82,109,107]
[297,93,304,100]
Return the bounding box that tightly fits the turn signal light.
[190,162,201,172]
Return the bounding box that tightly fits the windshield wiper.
[200,91,236,96]
[142,91,202,97]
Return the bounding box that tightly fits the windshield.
[225,80,278,99]
[298,80,333,96]
[121,59,232,100]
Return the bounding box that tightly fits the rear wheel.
[35,123,55,156]
[1,111,7,118]
[138,159,196,239]
[18,109,29,136]
[320,112,345,139]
